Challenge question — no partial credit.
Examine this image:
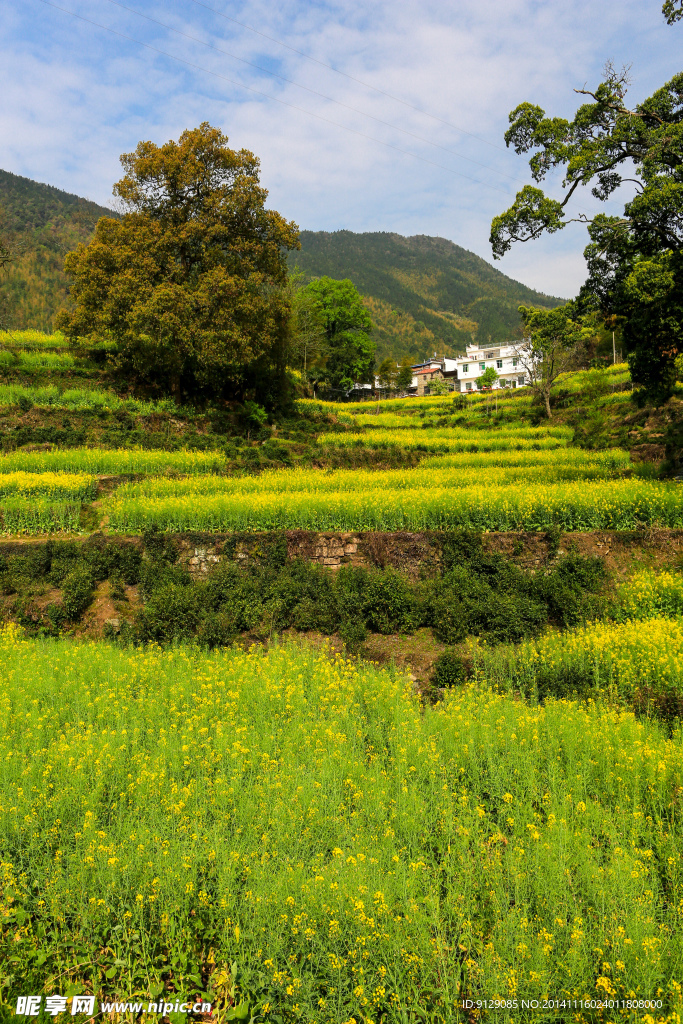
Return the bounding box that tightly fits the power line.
[99,0,531,187]
[33,0,516,198]
[187,0,508,153]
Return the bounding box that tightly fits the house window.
[462,364,468,373]
[479,362,485,371]
[496,359,502,369]
[465,382,472,391]
[512,358,518,367]
[518,375,525,385]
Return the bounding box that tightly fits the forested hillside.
[292,230,565,362]
[0,171,566,361]
[0,169,116,332]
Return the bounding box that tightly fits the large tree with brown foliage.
[57,123,300,404]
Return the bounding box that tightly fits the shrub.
[339,617,367,653]
[197,611,237,648]
[359,567,422,634]
[431,650,467,688]
[61,564,95,621]
[135,583,201,643]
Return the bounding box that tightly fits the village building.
[408,342,531,395]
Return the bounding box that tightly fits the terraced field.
[1,339,682,1022]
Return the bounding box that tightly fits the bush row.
[0,532,609,648]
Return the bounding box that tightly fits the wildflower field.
[473,615,683,720]
[1,627,682,1024]
[1,339,683,1022]
[102,476,682,533]
[0,330,71,349]
[315,427,572,453]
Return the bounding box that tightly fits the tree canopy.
[663,0,683,24]
[56,123,300,404]
[395,356,414,392]
[377,357,397,391]
[490,29,682,401]
[297,277,375,393]
[517,304,584,418]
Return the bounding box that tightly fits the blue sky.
[2,0,680,297]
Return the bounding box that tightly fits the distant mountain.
[0,172,565,358]
[0,169,116,331]
[291,230,566,363]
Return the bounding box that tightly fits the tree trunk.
[544,389,552,419]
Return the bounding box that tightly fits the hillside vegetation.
[0,169,116,331]
[0,327,682,1021]
[292,230,565,362]
[0,171,565,361]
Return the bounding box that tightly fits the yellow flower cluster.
[103,476,683,533]
[0,626,681,1020]
[617,569,683,621]
[0,470,97,500]
[0,446,225,476]
[478,616,683,721]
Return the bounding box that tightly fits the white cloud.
[1,0,679,297]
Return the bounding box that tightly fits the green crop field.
[0,384,180,414]
[0,329,118,351]
[0,334,682,1023]
[101,477,683,534]
[0,627,681,1021]
[0,446,225,475]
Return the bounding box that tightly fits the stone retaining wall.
[174,527,683,579]
[177,531,442,577]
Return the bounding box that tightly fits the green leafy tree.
[395,356,414,392]
[489,35,683,402]
[476,366,499,390]
[377,357,397,392]
[0,230,12,330]
[298,277,375,392]
[427,374,451,396]
[0,209,28,331]
[0,238,11,271]
[289,281,326,376]
[56,123,300,404]
[516,304,584,418]
[663,0,682,23]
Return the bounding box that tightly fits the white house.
[453,343,529,392]
[410,343,531,395]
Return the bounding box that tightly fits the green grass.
[0,384,180,415]
[0,629,681,1022]
[0,349,77,369]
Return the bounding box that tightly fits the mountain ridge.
[291,229,566,362]
[0,170,566,360]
